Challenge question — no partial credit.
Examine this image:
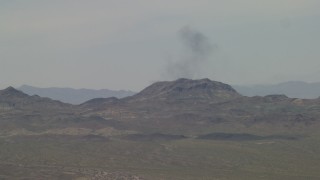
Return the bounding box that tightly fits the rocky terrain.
[80,78,320,135]
[1,78,320,179]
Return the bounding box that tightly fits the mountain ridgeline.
[2,79,320,141]
[2,79,320,179]
[18,85,135,104]
[0,86,71,110]
[2,78,320,132]
[78,78,320,135]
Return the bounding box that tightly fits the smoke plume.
[166,26,215,79]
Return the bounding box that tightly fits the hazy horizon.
[3,79,320,93]
[1,1,320,91]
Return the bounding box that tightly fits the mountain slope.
[0,87,125,136]
[0,86,71,111]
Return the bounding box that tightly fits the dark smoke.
[166,26,215,79]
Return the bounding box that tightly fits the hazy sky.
[1,0,320,91]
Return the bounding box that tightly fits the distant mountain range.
[233,81,320,99]
[18,85,136,104]
[17,81,320,105]
[3,78,319,136]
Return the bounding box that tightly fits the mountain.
[2,79,320,179]
[5,79,320,135]
[81,78,320,134]
[18,85,136,104]
[233,81,320,99]
[0,86,71,110]
[127,78,240,102]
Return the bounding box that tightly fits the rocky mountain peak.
[0,86,28,98]
[172,78,238,92]
[129,78,241,102]
[0,86,72,110]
